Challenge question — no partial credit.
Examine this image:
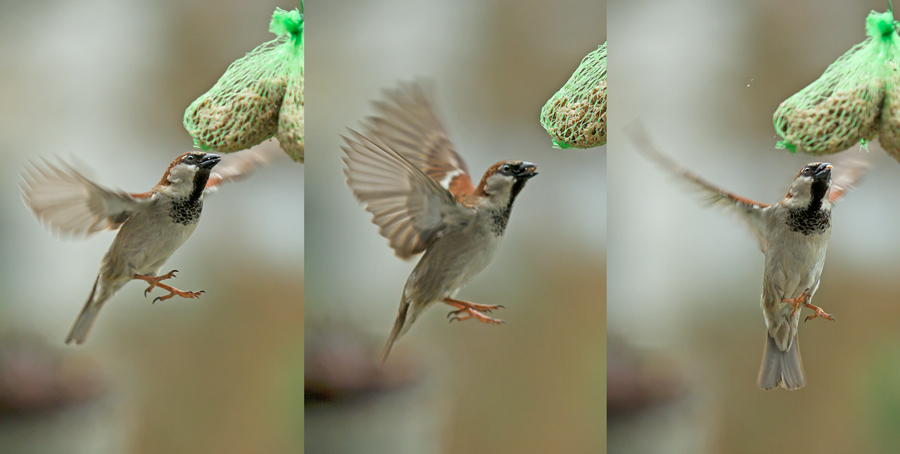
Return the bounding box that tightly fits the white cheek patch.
[165,165,199,197]
[484,174,514,199]
[785,176,817,207]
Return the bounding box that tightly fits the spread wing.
[362,82,476,198]
[342,129,475,259]
[625,121,769,252]
[20,159,152,237]
[206,142,284,190]
[828,150,871,204]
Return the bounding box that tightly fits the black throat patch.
[787,178,831,235]
[490,205,511,236]
[489,178,530,236]
[168,168,210,226]
[786,207,830,235]
[168,198,204,225]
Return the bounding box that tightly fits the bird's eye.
[501,165,510,173]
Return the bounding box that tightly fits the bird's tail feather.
[382,298,412,363]
[65,275,104,345]
[758,332,805,390]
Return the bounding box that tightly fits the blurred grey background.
[610,0,900,452]
[0,0,303,453]
[304,0,604,452]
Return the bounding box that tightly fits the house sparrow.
[626,122,869,390]
[21,146,279,345]
[341,82,538,361]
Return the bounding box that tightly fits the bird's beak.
[515,162,538,180]
[200,153,222,169]
[814,163,832,179]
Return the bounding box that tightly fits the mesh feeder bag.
[773,9,900,155]
[276,62,304,162]
[540,42,607,149]
[184,7,304,159]
[880,60,900,160]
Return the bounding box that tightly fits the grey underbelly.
[763,233,829,300]
[403,231,503,304]
[101,218,198,279]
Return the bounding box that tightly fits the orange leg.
[443,297,505,325]
[149,282,204,303]
[443,297,504,313]
[782,289,809,317]
[134,272,204,303]
[134,270,179,297]
[804,303,834,323]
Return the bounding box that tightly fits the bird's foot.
[804,303,834,323]
[443,298,505,325]
[782,289,810,317]
[442,297,504,314]
[134,270,179,297]
[150,282,204,303]
[447,307,506,325]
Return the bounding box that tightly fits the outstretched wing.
[625,121,769,252]
[362,82,476,199]
[205,143,284,190]
[828,150,871,204]
[20,159,152,237]
[342,129,474,259]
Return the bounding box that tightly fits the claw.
[446,307,504,325]
[804,302,834,322]
[135,270,180,297]
[447,307,478,318]
[442,297,505,312]
[151,284,204,304]
[440,297,506,325]
[783,289,811,317]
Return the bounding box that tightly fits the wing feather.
[342,129,473,259]
[362,82,476,197]
[828,150,871,204]
[20,159,150,237]
[205,143,284,190]
[625,121,769,251]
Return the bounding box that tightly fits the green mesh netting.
[774,9,900,155]
[184,7,304,161]
[277,68,304,162]
[880,63,900,158]
[540,42,606,149]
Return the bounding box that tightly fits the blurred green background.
[0,0,303,453]
[609,0,900,453]
[304,0,604,452]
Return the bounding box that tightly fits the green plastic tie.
[860,138,871,151]
[552,139,572,149]
[867,10,896,39]
[775,140,798,154]
[270,8,303,41]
